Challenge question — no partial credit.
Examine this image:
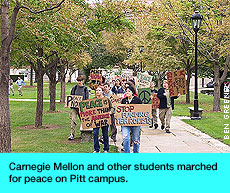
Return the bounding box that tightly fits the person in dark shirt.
[121,86,142,153]
[68,75,89,140]
[157,80,179,133]
[111,79,123,95]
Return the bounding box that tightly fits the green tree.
[0,0,65,152]
[163,0,230,111]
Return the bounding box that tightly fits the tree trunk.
[60,65,66,103]
[201,78,204,87]
[213,62,221,111]
[68,74,72,83]
[0,2,11,153]
[30,66,33,86]
[0,55,11,153]
[35,48,44,128]
[49,79,56,111]
[35,70,44,128]
[47,64,57,111]
[157,78,161,89]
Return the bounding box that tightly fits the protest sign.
[89,69,103,90]
[152,93,160,109]
[65,95,83,108]
[166,69,187,97]
[114,104,152,126]
[79,97,111,130]
[110,94,123,106]
[138,88,152,104]
[136,72,152,89]
[121,69,133,79]
[90,69,102,81]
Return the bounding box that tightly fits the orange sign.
[167,69,187,97]
[79,97,111,130]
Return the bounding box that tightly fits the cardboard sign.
[137,72,152,89]
[65,95,83,108]
[79,97,111,130]
[89,69,103,90]
[152,93,160,109]
[166,70,187,97]
[121,69,133,79]
[110,94,123,105]
[90,69,102,81]
[138,88,152,104]
[115,104,152,126]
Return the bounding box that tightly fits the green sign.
[138,88,152,104]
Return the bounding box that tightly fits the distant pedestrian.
[157,80,179,133]
[9,77,14,96]
[15,77,25,96]
[68,75,89,140]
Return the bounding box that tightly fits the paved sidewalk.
[115,116,230,153]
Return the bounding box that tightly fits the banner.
[79,97,111,130]
[136,72,152,89]
[115,104,152,126]
[166,69,187,97]
[65,95,83,108]
[138,88,152,104]
[152,93,160,109]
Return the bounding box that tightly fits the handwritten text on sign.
[65,95,83,108]
[79,97,111,130]
[110,94,123,106]
[167,70,187,97]
[152,94,160,109]
[115,104,152,126]
[90,69,102,81]
[137,72,152,89]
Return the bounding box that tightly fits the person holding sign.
[93,86,114,153]
[121,86,142,153]
[157,80,179,133]
[103,83,117,143]
[68,75,89,140]
[150,81,158,129]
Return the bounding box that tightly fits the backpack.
[72,85,88,100]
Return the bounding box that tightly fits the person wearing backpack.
[68,75,89,140]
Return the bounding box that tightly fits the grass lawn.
[10,101,118,153]
[9,82,95,100]
[173,92,230,145]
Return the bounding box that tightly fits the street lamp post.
[191,11,203,120]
